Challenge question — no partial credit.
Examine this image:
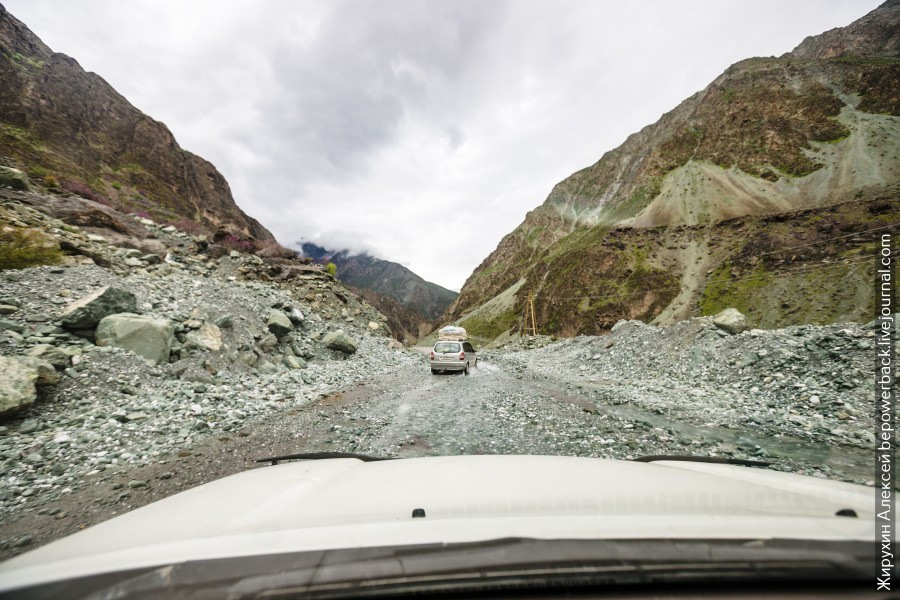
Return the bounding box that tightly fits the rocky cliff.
[441,0,899,344]
[0,3,274,243]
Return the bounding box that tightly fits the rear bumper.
[430,360,466,371]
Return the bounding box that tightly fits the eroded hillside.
[439,1,899,343]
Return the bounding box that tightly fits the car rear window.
[434,342,461,353]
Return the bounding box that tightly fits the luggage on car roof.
[438,325,467,341]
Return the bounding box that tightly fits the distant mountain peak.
[298,241,457,324]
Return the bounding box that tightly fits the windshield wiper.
[254,452,391,466]
[255,454,771,467]
[632,455,772,468]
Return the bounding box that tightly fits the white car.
[0,455,878,598]
[430,340,477,374]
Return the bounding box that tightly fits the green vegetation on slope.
[0,228,62,270]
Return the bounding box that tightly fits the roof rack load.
[438,325,467,341]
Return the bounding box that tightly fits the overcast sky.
[4,0,881,291]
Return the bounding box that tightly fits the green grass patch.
[699,262,774,316]
[459,308,519,341]
[0,228,63,270]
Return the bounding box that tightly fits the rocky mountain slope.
[0,3,273,245]
[301,242,458,340]
[0,186,420,555]
[440,0,899,344]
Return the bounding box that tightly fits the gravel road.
[0,330,874,559]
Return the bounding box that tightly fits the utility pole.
[524,290,538,336]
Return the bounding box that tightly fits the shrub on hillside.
[0,227,63,270]
[61,180,110,205]
[167,219,207,237]
[326,262,337,276]
[220,235,256,253]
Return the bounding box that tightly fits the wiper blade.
[254,452,391,466]
[255,454,771,467]
[632,455,772,468]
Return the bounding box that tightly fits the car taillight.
[459,351,465,360]
[430,352,435,360]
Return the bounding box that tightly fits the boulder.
[283,355,306,369]
[322,330,357,355]
[0,319,25,334]
[214,314,234,329]
[59,286,137,330]
[287,308,305,325]
[26,344,70,369]
[256,333,278,352]
[0,356,38,418]
[266,309,293,338]
[185,323,223,352]
[0,166,30,191]
[713,308,749,335]
[256,360,278,374]
[95,313,175,365]
[17,356,60,385]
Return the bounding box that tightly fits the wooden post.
[525,290,538,336]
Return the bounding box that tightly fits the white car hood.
[0,455,875,591]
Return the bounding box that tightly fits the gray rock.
[0,319,25,334]
[124,257,145,267]
[95,313,175,365]
[0,305,18,315]
[59,287,137,330]
[266,309,293,338]
[322,330,357,355]
[288,308,305,325]
[177,365,215,384]
[0,166,30,191]
[236,350,258,367]
[214,314,234,329]
[18,419,39,434]
[256,360,278,374]
[184,323,223,352]
[283,356,306,369]
[26,344,70,369]
[713,308,748,335]
[256,333,278,352]
[23,452,43,465]
[141,253,162,265]
[17,356,60,385]
[0,356,38,418]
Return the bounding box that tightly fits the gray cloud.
[4,0,882,290]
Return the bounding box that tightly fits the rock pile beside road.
[0,191,414,527]
[494,312,880,470]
